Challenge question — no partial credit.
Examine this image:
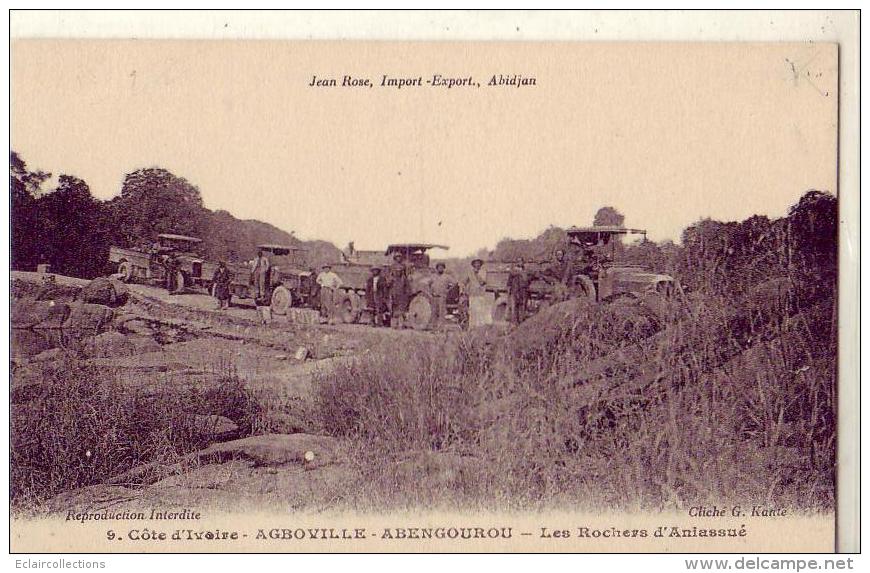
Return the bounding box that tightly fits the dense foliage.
[314,190,838,510]
[10,152,341,278]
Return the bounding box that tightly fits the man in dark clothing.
[545,248,573,302]
[212,261,233,310]
[365,266,388,326]
[164,253,181,294]
[507,258,530,325]
[385,252,411,329]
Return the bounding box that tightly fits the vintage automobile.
[563,226,675,301]
[220,244,318,314]
[108,233,208,293]
[330,243,460,329]
[485,226,676,322]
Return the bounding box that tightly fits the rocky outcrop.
[78,277,129,308]
[82,332,161,358]
[194,433,339,468]
[62,303,114,333]
[108,433,341,486]
[12,300,70,329]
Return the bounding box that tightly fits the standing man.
[365,266,388,326]
[164,253,181,294]
[429,262,453,329]
[316,264,343,324]
[460,258,488,329]
[507,258,530,325]
[385,252,411,329]
[212,260,233,310]
[547,248,572,302]
[252,250,271,305]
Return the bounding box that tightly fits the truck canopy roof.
[158,233,202,243]
[567,226,647,246]
[385,243,449,255]
[566,226,647,236]
[257,244,307,255]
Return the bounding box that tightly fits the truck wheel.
[492,295,509,323]
[117,261,133,283]
[270,285,293,315]
[576,275,597,302]
[173,271,186,294]
[339,291,361,324]
[655,280,674,297]
[408,292,434,330]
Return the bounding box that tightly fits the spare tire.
[172,271,186,294]
[574,275,597,302]
[338,291,361,324]
[408,292,435,330]
[492,295,510,323]
[117,261,133,283]
[270,285,293,316]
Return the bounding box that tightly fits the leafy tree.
[108,168,206,246]
[787,190,837,277]
[593,206,625,227]
[36,175,111,278]
[678,218,738,294]
[622,239,669,273]
[10,152,51,270]
[492,226,568,262]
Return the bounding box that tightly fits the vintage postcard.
[8,11,857,555]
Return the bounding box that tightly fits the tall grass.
[11,358,262,509]
[312,283,836,511]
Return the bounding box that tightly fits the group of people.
[202,243,596,327]
[314,252,491,330]
[314,251,435,328]
[208,250,271,312]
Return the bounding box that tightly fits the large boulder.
[63,302,114,333]
[79,277,129,308]
[36,282,81,302]
[12,300,71,329]
[31,347,66,363]
[82,332,131,358]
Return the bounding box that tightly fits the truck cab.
[564,226,674,301]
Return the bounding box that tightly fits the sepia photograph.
[7,10,859,556]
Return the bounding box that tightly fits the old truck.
[329,243,460,329]
[563,226,675,300]
[108,233,209,293]
[219,244,319,313]
[486,226,676,321]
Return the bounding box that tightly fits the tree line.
[12,150,836,295]
[10,152,340,279]
[489,193,836,299]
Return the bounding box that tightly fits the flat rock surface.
[194,433,339,467]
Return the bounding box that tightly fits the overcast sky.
[12,41,837,256]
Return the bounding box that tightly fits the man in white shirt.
[316,264,344,323]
